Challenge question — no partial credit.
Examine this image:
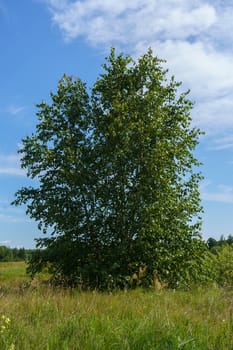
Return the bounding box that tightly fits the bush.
[211,244,233,287]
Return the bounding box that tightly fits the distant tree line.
[0,246,34,262]
[207,235,233,252]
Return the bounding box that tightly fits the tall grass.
[1,262,233,349]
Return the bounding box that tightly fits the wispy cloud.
[0,154,26,177]
[0,240,11,246]
[0,199,30,224]
[6,105,26,116]
[0,1,7,17]
[208,135,233,151]
[201,182,233,203]
[45,0,233,133]
[0,214,30,223]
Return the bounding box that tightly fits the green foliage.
[13,48,207,289]
[206,235,233,287]
[210,244,233,287]
[0,246,13,262]
[207,234,233,252]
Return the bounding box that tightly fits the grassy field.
[0,262,233,349]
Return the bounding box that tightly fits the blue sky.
[0,0,233,248]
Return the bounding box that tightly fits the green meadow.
[0,262,233,349]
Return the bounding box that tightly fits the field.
[1,262,233,349]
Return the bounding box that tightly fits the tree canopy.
[13,48,208,289]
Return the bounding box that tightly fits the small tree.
[207,237,218,250]
[13,48,207,289]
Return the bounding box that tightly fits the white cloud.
[209,5,233,49]
[0,154,26,177]
[46,0,233,132]
[48,1,217,44]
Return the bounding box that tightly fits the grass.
[1,262,233,349]
[0,261,28,277]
